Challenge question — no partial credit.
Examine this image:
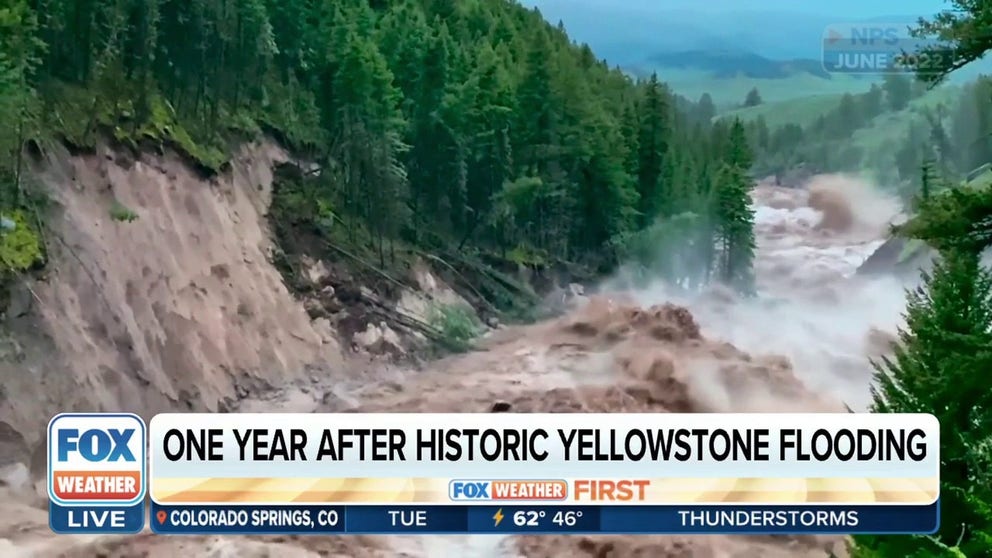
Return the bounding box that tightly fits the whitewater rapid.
[411,175,907,558]
[626,175,908,411]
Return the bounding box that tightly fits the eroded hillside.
[0,141,344,477]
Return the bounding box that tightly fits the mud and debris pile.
[347,293,840,418]
[517,533,848,558]
[333,293,847,557]
[0,293,848,558]
[542,296,835,414]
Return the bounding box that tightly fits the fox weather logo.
[822,23,943,75]
[47,413,147,535]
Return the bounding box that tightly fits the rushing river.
[4,174,904,558]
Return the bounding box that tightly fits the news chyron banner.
[49,413,940,535]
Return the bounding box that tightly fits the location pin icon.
[156,510,167,524]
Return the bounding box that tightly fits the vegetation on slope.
[734,73,939,184]
[753,72,992,200]
[0,3,46,311]
[722,93,850,129]
[0,0,763,320]
[852,3,992,556]
[634,67,877,108]
[855,170,992,558]
[857,247,992,558]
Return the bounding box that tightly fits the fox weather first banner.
[48,412,940,535]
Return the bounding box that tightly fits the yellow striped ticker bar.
[150,476,939,505]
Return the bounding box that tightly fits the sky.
[516,0,960,62]
[520,0,948,19]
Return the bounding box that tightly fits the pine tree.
[509,26,563,254]
[724,118,752,170]
[712,162,756,294]
[835,93,863,132]
[407,20,455,233]
[919,159,936,204]
[709,118,756,294]
[620,101,640,177]
[0,0,44,206]
[858,248,992,557]
[899,184,992,257]
[514,26,558,177]
[635,73,670,225]
[695,92,716,123]
[571,109,638,265]
[896,122,928,185]
[861,83,885,119]
[754,116,770,153]
[332,28,409,265]
[743,86,762,107]
[883,72,913,111]
[463,43,514,248]
[926,108,953,174]
[376,0,430,110]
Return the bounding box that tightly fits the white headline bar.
[148,413,939,480]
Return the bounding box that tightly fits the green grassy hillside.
[849,85,961,159]
[720,78,967,185]
[649,68,875,107]
[720,93,848,128]
[722,81,959,127]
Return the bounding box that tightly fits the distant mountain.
[647,50,833,79]
[521,0,944,17]
[520,1,992,105]
[520,1,936,65]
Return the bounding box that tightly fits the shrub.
[109,201,138,222]
[428,302,481,350]
[0,210,43,273]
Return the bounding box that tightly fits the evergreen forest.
[0,0,758,293]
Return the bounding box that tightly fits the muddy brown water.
[0,174,906,557]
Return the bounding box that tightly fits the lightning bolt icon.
[493,508,504,527]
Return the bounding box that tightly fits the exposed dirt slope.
[0,141,343,473]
